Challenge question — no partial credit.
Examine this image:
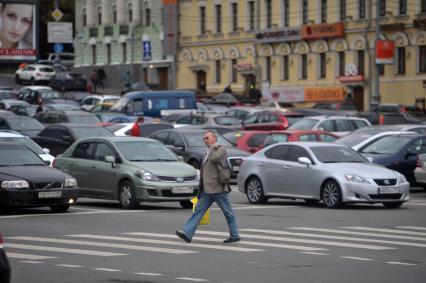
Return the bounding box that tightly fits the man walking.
[176,130,240,243]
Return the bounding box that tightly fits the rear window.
[288,119,319,130]
[214,116,241,126]
[67,115,100,124]
[352,120,369,129]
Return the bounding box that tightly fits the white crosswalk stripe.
[6,253,58,260]
[343,227,426,237]
[395,226,426,231]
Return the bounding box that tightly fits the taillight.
[279,115,289,129]
[416,156,421,168]
[400,106,406,113]
[52,159,56,167]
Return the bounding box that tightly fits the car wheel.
[304,199,320,205]
[245,177,267,204]
[179,200,193,209]
[189,160,201,170]
[30,77,36,85]
[321,180,343,209]
[15,75,21,84]
[118,180,139,209]
[50,204,70,212]
[383,202,403,208]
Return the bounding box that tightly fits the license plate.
[172,187,193,194]
[232,166,240,172]
[38,191,62,198]
[378,187,400,194]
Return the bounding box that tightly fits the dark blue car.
[360,134,426,185]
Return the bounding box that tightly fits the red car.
[223,130,271,153]
[242,111,304,131]
[262,130,339,148]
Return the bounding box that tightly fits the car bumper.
[134,180,199,202]
[340,181,410,203]
[414,168,426,184]
[0,188,79,208]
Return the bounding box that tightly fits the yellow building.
[177,0,426,110]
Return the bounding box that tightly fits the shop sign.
[375,40,395,64]
[339,63,365,83]
[269,87,304,102]
[301,23,344,40]
[255,27,302,43]
[304,87,345,102]
[380,23,405,31]
[413,17,426,29]
[234,63,254,71]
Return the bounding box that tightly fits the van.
[110,90,197,118]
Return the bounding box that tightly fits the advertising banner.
[255,27,302,43]
[304,87,345,102]
[301,23,344,40]
[0,2,37,61]
[268,87,305,102]
[375,40,395,64]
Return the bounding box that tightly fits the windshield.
[361,136,412,154]
[184,132,232,147]
[311,146,367,163]
[0,146,45,166]
[71,127,113,140]
[334,132,376,147]
[110,97,130,112]
[288,119,319,130]
[0,137,44,154]
[7,117,44,130]
[67,115,100,124]
[115,141,178,162]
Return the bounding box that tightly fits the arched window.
[112,5,117,24]
[128,2,133,22]
[97,6,102,25]
[82,8,87,26]
[144,2,151,26]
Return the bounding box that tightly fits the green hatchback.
[54,137,199,209]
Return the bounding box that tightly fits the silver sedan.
[237,142,410,208]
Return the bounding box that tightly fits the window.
[247,134,268,148]
[283,55,289,80]
[248,1,255,30]
[151,131,169,144]
[380,0,386,17]
[122,43,127,63]
[231,59,238,83]
[420,46,426,73]
[97,7,102,25]
[72,142,96,159]
[302,0,308,24]
[399,0,407,15]
[266,0,272,28]
[301,54,307,79]
[91,45,96,65]
[339,52,345,76]
[145,8,151,26]
[231,2,238,32]
[397,47,406,75]
[283,0,289,26]
[265,145,290,161]
[319,53,326,79]
[82,8,87,26]
[106,44,111,64]
[200,6,206,34]
[215,4,222,33]
[359,0,366,19]
[319,120,335,131]
[299,134,317,141]
[352,120,368,129]
[321,0,327,23]
[168,132,185,147]
[319,133,338,142]
[128,3,133,22]
[215,60,221,83]
[378,64,385,76]
[335,120,354,132]
[340,0,346,21]
[112,6,117,24]
[265,56,271,82]
[287,146,311,162]
[423,0,426,13]
[95,143,117,162]
[358,50,365,75]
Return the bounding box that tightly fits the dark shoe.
[175,231,191,243]
[223,237,241,243]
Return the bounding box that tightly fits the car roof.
[275,141,346,148]
[46,123,103,128]
[78,136,157,143]
[305,115,365,120]
[84,95,119,99]
[41,110,94,115]
[20,86,52,91]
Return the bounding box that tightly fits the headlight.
[398,174,407,184]
[64,178,77,188]
[136,170,160,181]
[1,180,29,189]
[196,169,200,181]
[344,175,370,184]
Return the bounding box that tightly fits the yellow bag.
[191,197,210,225]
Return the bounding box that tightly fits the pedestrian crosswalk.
[4,225,426,263]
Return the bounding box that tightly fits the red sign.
[375,40,395,64]
[339,75,365,83]
[234,63,253,71]
[301,23,345,40]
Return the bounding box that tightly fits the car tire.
[179,200,193,209]
[118,180,139,209]
[30,77,36,85]
[50,204,70,212]
[15,75,21,84]
[321,180,343,209]
[245,176,267,204]
[189,160,201,170]
[383,202,403,208]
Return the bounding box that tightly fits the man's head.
[203,130,217,146]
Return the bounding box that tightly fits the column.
[117,0,126,24]
[86,0,96,26]
[133,0,141,25]
[101,0,110,25]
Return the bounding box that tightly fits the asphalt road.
[1,186,426,283]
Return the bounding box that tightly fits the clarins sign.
[302,23,345,40]
[255,27,302,43]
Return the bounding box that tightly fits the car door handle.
[257,162,265,166]
[282,165,291,169]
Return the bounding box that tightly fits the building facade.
[177,0,426,110]
[74,0,176,90]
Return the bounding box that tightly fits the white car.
[80,95,120,111]
[289,115,371,137]
[15,64,55,85]
[0,130,54,166]
[335,131,414,151]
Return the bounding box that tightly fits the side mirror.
[105,155,116,167]
[62,135,73,143]
[43,148,50,154]
[178,156,184,162]
[298,157,312,166]
[43,159,51,166]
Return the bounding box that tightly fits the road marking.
[212,205,296,211]
[0,210,145,219]
[5,243,126,257]
[240,228,426,247]
[20,260,44,264]
[56,264,84,268]
[300,252,330,256]
[175,277,208,282]
[7,236,195,255]
[94,268,122,272]
[6,252,57,260]
[67,234,263,252]
[196,230,394,250]
[341,256,374,261]
[395,226,426,231]
[386,262,418,266]
[343,227,426,237]
[289,227,426,242]
[134,272,163,276]
[124,232,326,252]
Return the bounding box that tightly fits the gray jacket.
[201,145,227,194]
